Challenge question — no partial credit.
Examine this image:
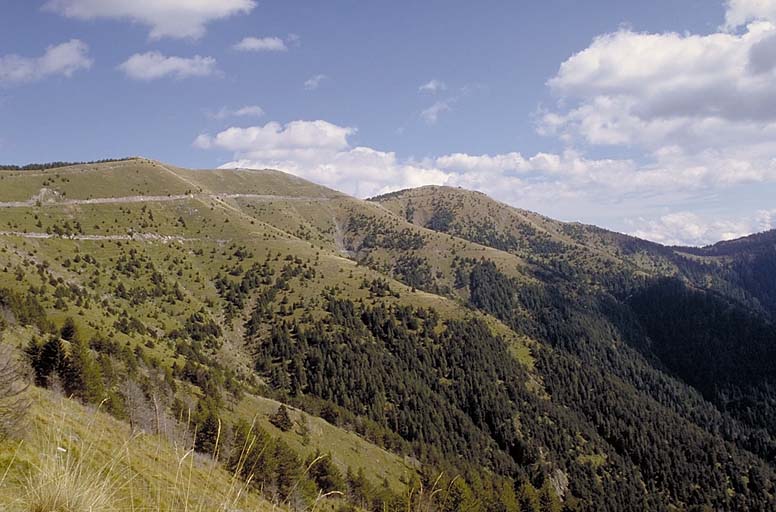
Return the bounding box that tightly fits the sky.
[3,0,776,246]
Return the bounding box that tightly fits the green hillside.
[0,158,775,511]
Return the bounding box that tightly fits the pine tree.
[442,477,478,512]
[497,480,520,512]
[306,450,344,492]
[274,439,302,499]
[346,467,372,510]
[64,337,105,403]
[60,316,77,341]
[194,399,221,455]
[518,481,541,512]
[269,404,293,432]
[539,481,562,512]
[27,336,66,387]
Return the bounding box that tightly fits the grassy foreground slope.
[0,386,277,511]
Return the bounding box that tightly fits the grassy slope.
[370,185,776,313]
[371,185,684,279]
[0,386,278,511]
[4,159,776,509]
[0,159,542,503]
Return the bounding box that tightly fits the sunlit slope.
[1,159,775,509]
[0,387,279,511]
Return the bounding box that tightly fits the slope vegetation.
[0,159,774,511]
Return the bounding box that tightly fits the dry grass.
[23,443,120,512]
[0,390,277,512]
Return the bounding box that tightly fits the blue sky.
[2,0,776,245]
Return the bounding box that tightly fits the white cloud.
[435,152,529,173]
[537,6,776,241]
[119,52,217,81]
[233,37,287,52]
[194,119,631,200]
[304,74,327,90]
[194,120,354,152]
[544,23,776,149]
[209,105,265,119]
[194,117,776,245]
[44,0,255,39]
[724,0,776,30]
[0,39,92,84]
[628,209,776,246]
[421,101,452,124]
[419,79,446,93]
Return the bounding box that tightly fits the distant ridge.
[0,156,136,171]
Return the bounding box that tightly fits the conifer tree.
[194,398,221,454]
[64,337,105,404]
[60,316,77,342]
[539,480,562,512]
[27,336,66,387]
[518,481,541,512]
[442,477,478,512]
[306,450,344,492]
[269,404,293,432]
[497,480,520,512]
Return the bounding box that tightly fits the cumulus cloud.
[119,52,217,81]
[419,79,446,93]
[628,209,776,246]
[194,120,354,152]
[194,117,776,245]
[536,3,776,245]
[724,0,776,30]
[233,37,287,52]
[195,119,633,200]
[304,74,327,90]
[0,39,92,84]
[44,0,255,39]
[195,120,452,196]
[543,23,776,149]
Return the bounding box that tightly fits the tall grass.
[1,392,444,511]
[0,395,272,512]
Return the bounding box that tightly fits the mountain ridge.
[1,158,775,510]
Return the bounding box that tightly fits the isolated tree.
[0,344,30,441]
[269,404,293,432]
[194,398,221,455]
[274,440,303,500]
[59,317,77,342]
[346,467,372,510]
[306,450,344,492]
[120,378,153,434]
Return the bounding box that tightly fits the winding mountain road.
[0,192,333,209]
